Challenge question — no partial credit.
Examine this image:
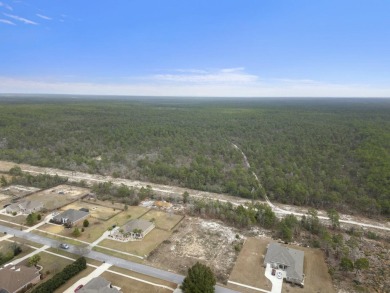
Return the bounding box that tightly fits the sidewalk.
[63,262,112,293]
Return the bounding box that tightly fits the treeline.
[91,181,153,205]
[31,257,86,293]
[0,98,388,216]
[8,166,68,189]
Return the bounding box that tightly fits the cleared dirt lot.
[228,237,272,292]
[140,209,184,231]
[147,217,242,283]
[61,201,121,220]
[26,185,89,210]
[99,228,171,257]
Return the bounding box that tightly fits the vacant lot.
[99,228,171,257]
[228,237,272,292]
[147,217,241,283]
[282,245,334,293]
[26,185,89,210]
[101,271,174,293]
[140,209,183,231]
[0,185,40,203]
[61,201,121,220]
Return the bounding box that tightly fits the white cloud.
[1,75,390,98]
[0,1,13,11]
[36,13,51,20]
[3,13,37,25]
[0,18,14,25]
[153,68,258,84]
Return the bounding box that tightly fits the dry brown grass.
[228,237,272,291]
[282,245,335,293]
[101,271,174,293]
[98,228,171,257]
[140,209,183,231]
[26,185,89,210]
[53,266,95,293]
[61,201,121,220]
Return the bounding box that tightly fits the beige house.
[6,201,43,215]
[0,265,41,293]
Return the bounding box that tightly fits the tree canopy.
[181,262,216,293]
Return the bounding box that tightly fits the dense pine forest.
[0,96,388,217]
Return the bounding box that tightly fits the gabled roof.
[78,277,121,293]
[0,265,40,293]
[52,209,89,223]
[122,219,154,234]
[7,200,42,212]
[264,243,304,282]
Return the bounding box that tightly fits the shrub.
[83,219,89,227]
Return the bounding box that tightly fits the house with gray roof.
[6,201,43,215]
[263,243,305,287]
[51,209,89,227]
[78,277,121,293]
[122,219,155,238]
[0,265,41,293]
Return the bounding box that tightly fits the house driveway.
[264,264,285,293]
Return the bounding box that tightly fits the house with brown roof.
[6,201,43,215]
[0,265,41,293]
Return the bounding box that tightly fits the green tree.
[340,257,354,272]
[181,262,216,293]
[83,219,89,227]
[28,254,41,266]
[0,175,7,187]
[182,191,190,204]
[9,166,22,176]
[354,258,369,276]
[327,208,340,229]
[26,213,38,226]
[72,227,81,237]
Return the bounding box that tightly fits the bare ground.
[146,217,243,283]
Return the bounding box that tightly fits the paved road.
[0,224,238,293]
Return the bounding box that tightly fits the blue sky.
[1,0,389,97]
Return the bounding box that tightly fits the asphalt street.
[0,224,238,293]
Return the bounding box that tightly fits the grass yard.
[54,266,95,293]
[25,185,89,210]
[92,246,144,263]
[61,201,121,220]
[228,237,272,292]
[108,266,178,288]
[0,213,26,228]
[282,245,335,293]
[32,229,86,246]
[39,223,65,234]
[140,209,183,231]
[101,271,174,293]
[98,228,171,257]
[56,206,150,243]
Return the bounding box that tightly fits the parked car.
[60,243,70,249]
[74,284,83,292]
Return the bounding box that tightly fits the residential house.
[121,219,155,239]
[6,201,43,215]
[0,265,40,293]
[263,243,305,287]
[78,277,122,293]
[51,209,89,226]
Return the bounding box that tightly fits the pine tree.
[181,262,216,293]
